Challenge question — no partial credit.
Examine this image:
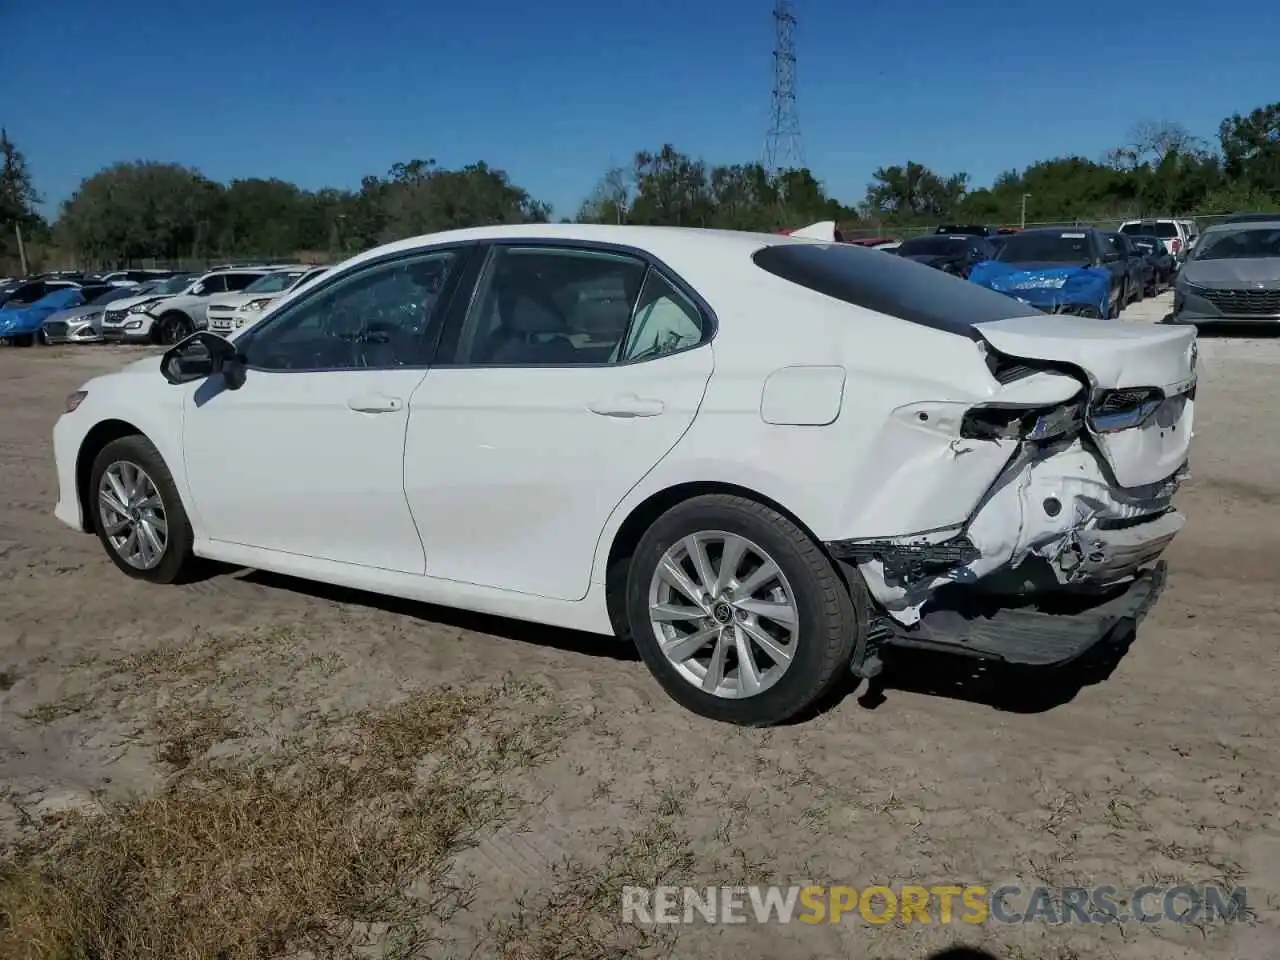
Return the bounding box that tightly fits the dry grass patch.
[0,680,574,960]
[490,777,772,960]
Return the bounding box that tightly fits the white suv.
[1119,219,1192,262]
[206,266,327,336]
[101,269,270,344]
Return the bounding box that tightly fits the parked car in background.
[935,224,1000,238]
[1179,219,1200,253]
[1170,218,1280,325]
[52,223,1193,726]
[894,234,996,278]
[97,269,177,288]
[969,227,1128,317]
[1119,218,1192,262]
[0,277,81,310]
[1127,234,1176,294]
[101,268,269,344]
[99,274,196,342]
[1105,231,1146,304]
[206,266,327,335]
[0,286,108,346]
[43,282,164,344]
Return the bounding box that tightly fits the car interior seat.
[482,274,577,365]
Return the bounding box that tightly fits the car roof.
[1007,226,1097,236]
[332,223,799,277]
[1222,212,1280,223]
[1201,218,1280,235]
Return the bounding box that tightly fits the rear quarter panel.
[589,273,1019,582]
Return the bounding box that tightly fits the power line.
[764,0,803,174]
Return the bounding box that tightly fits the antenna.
[764,0,804,173]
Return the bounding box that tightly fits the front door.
[404,243,714,601]
[181,248,466,574]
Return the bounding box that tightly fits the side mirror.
[160,331,246,390]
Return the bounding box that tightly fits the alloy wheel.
[647,531,799,699]
[98,460,168,570]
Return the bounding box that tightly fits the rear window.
[1122,221,1178,238]
[751,242,1039,337]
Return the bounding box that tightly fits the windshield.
[899,236,967,257]
[244,270,305,294]
[1121,221,1178,238]
[995,232,1093,264]
[1192,227,1280,260]
[154,275,194,294]
[87,286,137,305]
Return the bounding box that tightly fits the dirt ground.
[1,291,1277,959]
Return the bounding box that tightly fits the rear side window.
[751,242,1040,337]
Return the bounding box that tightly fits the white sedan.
[51,224,1196,725]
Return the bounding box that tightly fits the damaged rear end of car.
[749,240,1195,679]
[830,317,1195,674]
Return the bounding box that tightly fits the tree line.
[2,100,1279,272]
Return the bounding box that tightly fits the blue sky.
[3,0,1276,220]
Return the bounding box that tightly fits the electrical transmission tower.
[764,0,804,173]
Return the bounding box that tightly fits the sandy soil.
[1,291,1277,959]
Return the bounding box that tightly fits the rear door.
[403,242,715,601]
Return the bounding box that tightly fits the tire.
[1108,286,1122,319]
[625,494,861,726]
[10,333,34,347]
[154,312,192,345]
[89,435,196,584]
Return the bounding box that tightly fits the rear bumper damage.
[827,437,1185,667]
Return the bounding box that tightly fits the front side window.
[455,246,648,366]
[195,275,227,296]
[240,251,458,371]
[224,273,264,292]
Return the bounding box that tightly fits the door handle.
[347,394,403,413]
[588,394,665,418]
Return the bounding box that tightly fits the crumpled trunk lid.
[973,314,1196,488]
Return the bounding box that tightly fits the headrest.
[506,294,564,334]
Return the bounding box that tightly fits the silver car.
[42,283,164,344]
[1170,219,1280,324]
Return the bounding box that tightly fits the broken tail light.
[960,399,1085,442]
[1089,387,1163,433]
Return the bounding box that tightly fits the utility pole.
[14,222,28,276]
[1020,193,1031,230]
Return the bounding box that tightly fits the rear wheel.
[89,435,196,584]
[9,333,35,347]
[626,494,861,726]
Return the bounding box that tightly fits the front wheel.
[1109,283,1124,319]
[154,312,192,345]
[626,494,862,725]
[89,435,196,583]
